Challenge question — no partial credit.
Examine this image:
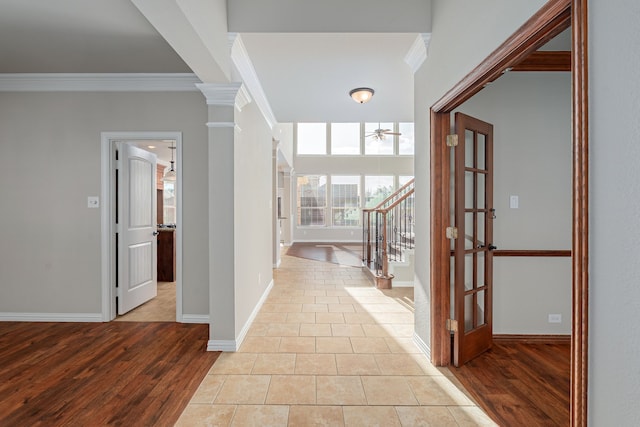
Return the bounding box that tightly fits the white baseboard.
[206,278,275,352]
[234,279,274,350]
[207,340,237,352]
[392,281,414,287]
[292,239,361,244]
[413,332,431,361]
[181,314,210,324]
[0,312,102,322]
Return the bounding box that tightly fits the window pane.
[364,122,394,155]
[331,176,360,226]
[399,123,415,155]
[163,181,176,224]
[331,123,360,155]
[297,175,326,226]
[399,175,414,188]
[297,123,326,155]
[365,176,394,208]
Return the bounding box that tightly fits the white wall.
[590,0,640,424]
[234,100,275,337]
[0,91,209,317]
[413,0,547,347]
[457,72,572,335]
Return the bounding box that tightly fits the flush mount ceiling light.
[349,87,374,104]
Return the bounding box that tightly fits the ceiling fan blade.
[383,132,402,135]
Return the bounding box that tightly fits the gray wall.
[413,0,547,349]
[590,0,640,424]
[234,100,275,335]
[457,72,572,334]
[0,91,209,316]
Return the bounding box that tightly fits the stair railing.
[362,179,415,288]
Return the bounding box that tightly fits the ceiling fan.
[365,123,402,140]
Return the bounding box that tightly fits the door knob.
[488,245,497,250]
[152,231,159,236]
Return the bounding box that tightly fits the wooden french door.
[452,112,495,367]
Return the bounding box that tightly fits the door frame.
[100,131,184,322]
[429,0,588,425]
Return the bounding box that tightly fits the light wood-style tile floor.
[176,252,496,426]
[115,281,176,322]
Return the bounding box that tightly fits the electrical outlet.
[548,314,562,323]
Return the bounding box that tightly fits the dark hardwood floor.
[0,322,219,427]
[449,341,570,427]
[286,242,363,267]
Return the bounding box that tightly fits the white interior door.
[117,143,158,315]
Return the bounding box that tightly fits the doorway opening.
[100,132,184,322]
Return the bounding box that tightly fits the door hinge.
[446,226,458,239]
[446,134,458,147]
[446,319,458,332]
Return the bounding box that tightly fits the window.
[331,123,360,155]
[297,175,327,225]
[365,176,394,208]
[364,122,394,155]
[297,123,326,155]
[331,176,360,226]
[163,181,176,224]
[398,123,415,155]
[399,175,414,188]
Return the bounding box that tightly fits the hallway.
[176,252,495,426]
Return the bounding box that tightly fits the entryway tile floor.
[176,252,496,426]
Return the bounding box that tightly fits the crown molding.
[404,33,432,73]
[235,84,252,111]
[0,73,202,92]
[196,82,243,106]
[230,33,277,129]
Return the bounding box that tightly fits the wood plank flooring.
[449,342,570,427]
[0,322,219,427]
[286,242,363,267]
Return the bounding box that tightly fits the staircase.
[362,179,415,288]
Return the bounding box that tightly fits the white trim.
[206,279,275,352]
[0,73,201,92]
[181,314,210,324]
[235,84,252,111]
[230,34,278,129]
[206,122,235,128]
[196,82,242,106]
[207,340,237,352]
[392,281,415,287]
[235,279,275,350]
[292,239,362,244]
[0,313,102,322]
[404,33,432,73]
[413,332,432,361]
[100,132,185,322]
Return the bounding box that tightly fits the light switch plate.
[87,196,100,208]
[509,195,519,209]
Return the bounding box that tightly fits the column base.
[375,274,394,289]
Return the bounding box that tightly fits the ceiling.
[0,0,421,123]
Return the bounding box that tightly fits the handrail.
[369,178,415,211]
[362,180,415,289]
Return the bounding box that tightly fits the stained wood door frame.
[429,0,588,425]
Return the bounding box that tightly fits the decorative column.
[197,82,251,351]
